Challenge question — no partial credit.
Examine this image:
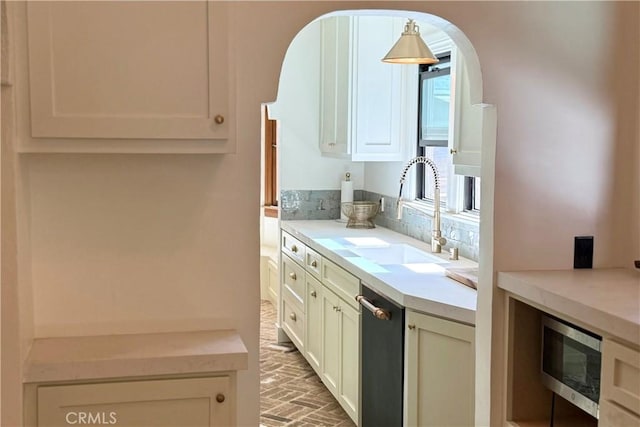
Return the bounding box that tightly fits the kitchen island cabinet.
[21,1,234,153]
[405,310,475,427]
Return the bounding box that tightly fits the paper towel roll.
[340,174,353,221]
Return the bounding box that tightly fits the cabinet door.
[339,301,360,424]
[450,51,496,177]
[26,1,230,140]
[267,258,279,305]
[305,275,323,373]
[405,311,475,427]
[319,16,351,156]
[38,376,231,427]
[351,16,406,161]
[321,287,341,396]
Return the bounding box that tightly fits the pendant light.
[382,19,439,64]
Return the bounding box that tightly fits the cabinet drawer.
[282,232,305,265]
[282,296,305,351]
[37,376,231,426]
[282,254,305,310]
[321,258,360,310]
[305,247,323,280]
[599,399,640,427]
[602,338,640,416]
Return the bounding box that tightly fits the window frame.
[263,106,278,218]
[415,50,479,217]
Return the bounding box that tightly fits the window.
[416,52,480,214]
[417,53,452,207]
[263,106,278,218]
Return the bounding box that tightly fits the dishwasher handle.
[356,295,391,320]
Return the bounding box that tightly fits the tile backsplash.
[280,189,479,261]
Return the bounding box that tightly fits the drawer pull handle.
[311,290,317,298]
[289,272,297,280]
[216,393,225,403]
[311,260,318,268]
[289,312,297,321]
[291,245,298,253]
[355,295,391,320]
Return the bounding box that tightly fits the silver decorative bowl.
[341,201,379,229]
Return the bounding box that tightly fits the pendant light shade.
[382,19,439,64]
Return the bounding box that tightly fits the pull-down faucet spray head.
[396,156,446,253]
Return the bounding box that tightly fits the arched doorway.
[259,8,497,426]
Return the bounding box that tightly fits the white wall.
[273,19,365,191]
[3,2,638,426]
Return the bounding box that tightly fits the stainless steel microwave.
[541,315,602,418]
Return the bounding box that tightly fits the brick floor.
[260,300,355,427]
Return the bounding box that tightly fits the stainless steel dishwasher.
[357,284,405,427]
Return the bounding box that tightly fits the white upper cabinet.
[25,1,233,150]
[450,51,495,177]
[319,16,410,161]
[319,16,351,156]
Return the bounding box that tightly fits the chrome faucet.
[396,156,447,253]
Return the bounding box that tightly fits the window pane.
[421,73,450,142]
[474,177,481,210]
[421,146,451,207]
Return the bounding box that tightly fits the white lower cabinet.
[321,286,360,424]
[405,310,475,427]
[305,275,323,373]
[600,338,640,426]
[36,376,232,427]
[280,231,360,425]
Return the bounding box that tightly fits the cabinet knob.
[450,148,458,155]
[311,260,318,268]
[408,324,416,330]
[214,115,225,125]
[328,142,336,147]
[291,245,298,253]
[311,290,317,298]
[289,272,297,281]
[335,306,341,312]
[216,393,225,403]
[289,312,297,321]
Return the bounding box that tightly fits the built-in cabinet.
[600,338,640,426]
[279,231,360,424]
[23,1,233,152]
[33,376,232,427]
[405,310,475,427]
[503,293,640,427]
[319,16,409,161]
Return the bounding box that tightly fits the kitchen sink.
[350,243,446,265]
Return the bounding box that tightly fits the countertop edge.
[23,329,249,384]
[498,270,640,347]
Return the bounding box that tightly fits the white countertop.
[24,329,248,383]
[281,220,478,325]
[498,269,640,346]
